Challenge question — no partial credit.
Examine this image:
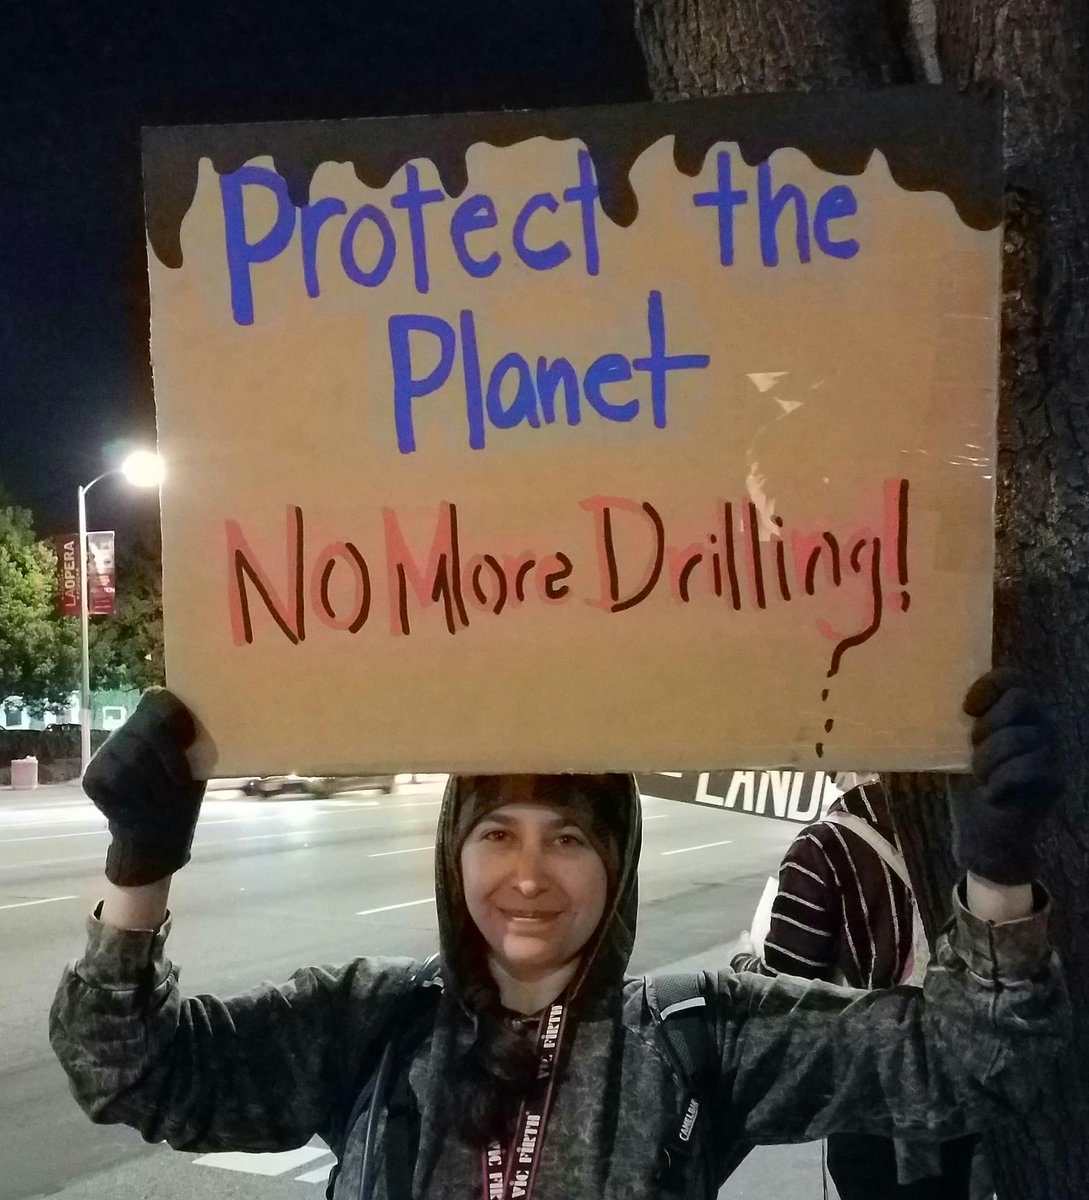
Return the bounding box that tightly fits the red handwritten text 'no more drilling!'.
[223,479,910,745]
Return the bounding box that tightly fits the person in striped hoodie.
[731,775,980,1199]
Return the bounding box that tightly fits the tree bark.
[634,1,1089,1195]
[932,5,1089,1195]
[635,0,911,96]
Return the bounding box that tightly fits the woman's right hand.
[83,687,206,887]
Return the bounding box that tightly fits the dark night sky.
[0,1,648,548]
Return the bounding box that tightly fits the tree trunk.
[633,1,1089,1195]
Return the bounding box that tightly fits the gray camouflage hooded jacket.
[50,774,1070,1199]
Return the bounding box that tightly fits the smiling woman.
[48,678,1071,1200]
[459,800,609,1011]
[446,775,623,1145]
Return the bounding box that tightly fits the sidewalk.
[721,1143,832,1198]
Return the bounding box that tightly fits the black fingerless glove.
[82,687,206,886]
[950,668,1063,886]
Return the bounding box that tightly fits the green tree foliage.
[0,504,79,713]
[89,531,164,692]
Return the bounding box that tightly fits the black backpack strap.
[646,971,720,1198]
[325,954,442,1200]
[377,960,443,1200]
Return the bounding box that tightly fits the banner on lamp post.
[86,531,116,615]
[55,534,81,617]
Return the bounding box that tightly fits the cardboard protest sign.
[142,88,1001,777]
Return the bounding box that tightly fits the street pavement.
[0,779,830,1199]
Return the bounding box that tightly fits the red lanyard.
[479,997,569,1200]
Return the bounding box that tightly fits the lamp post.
[78,450,164,775]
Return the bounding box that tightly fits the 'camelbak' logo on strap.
[679,1098,700,1143]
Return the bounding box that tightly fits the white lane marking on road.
[658,771,684,777]
[0,894,77,911]
[295,1162,337,1183]
[642,814,668,820]
[206,821,404,847]
[0,853,104,871]
[356,896,434,916]
[660,839,734,856]
[368,845,434,858]
[0,803,406,843]
[193,1145,330,1175]
[0,818,438,871]
[0,818,99,832]
[0,811,443,869]
[0,814,104,830]
[0,829,109,844]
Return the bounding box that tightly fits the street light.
[78,450,165,775]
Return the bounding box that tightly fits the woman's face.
[460,799,608,984]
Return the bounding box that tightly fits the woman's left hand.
[950,668,1064,886]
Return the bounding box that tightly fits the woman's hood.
[434,773,642,1009]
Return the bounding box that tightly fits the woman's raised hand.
[82,687,206,887]
[951,668,1063,887]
